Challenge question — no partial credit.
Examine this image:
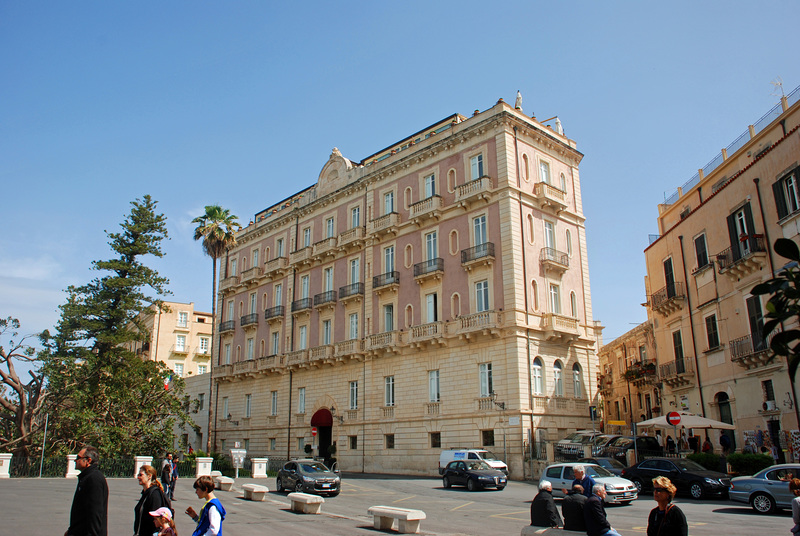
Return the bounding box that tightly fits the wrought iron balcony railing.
[414,258,444,277]
[339,282,364,299]
[313,290,337,306]
[461,242,495,264]
[373,271,399,288]
[291,298,312,312]
[264,305,284,320]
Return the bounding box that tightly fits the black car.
[621,457,730,499]
[276,459,341,497]
[442,460,507,491]
[577,457,627,476]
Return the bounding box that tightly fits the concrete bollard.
[0,453,12,478]
[251,457,269,479]
[66,455,80,479]
[196,457,213,477]
[134,456,153,478]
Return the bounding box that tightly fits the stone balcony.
[729,333,772,370]
[659,357,695,389]
[337,227,365,250]
[308,344,334,367]
[413,258,444,283]
[256,354,283,373]
[454,176,492,209]
[533,182,568,213]
[541,313,580,343]
[372,271,399,295]
[649,282,686,317]
[312,237,337,262]
[289,247,312,266]
[263,257,288,279]
[285,349,309,368]
[367,330,404,355]
[716,235,767,282]
[409,195,443,224]
[540,247,569,275]
[452,311,502,340]
[461,242,495,271]
[625,359,658,387]
[170,345,189,355]
[408,321,446,348]
[232,359,257,378]
[335,339,365,360]
[219,275,240,294]
[240,266,262,285]
[215,363,234,380]
[368,212,400,238]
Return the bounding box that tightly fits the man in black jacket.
[65,446,108,536]
[562,484,588,531]
[530,480,562,527]
[584,484,621,536]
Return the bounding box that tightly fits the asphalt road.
[1,474,792,535]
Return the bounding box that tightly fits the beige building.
[128,301,213,379]
[212,98,602,478]
[641,88,800,457]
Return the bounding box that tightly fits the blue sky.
[1,1,798,346]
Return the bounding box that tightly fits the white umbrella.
[636,411,735,430]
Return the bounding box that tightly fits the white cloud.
[0,255,63,281]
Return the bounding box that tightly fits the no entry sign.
[311,426,318,437]
[667,411,681,426]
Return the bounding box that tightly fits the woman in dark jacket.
[134,464,168,536]
[647,476,688,536]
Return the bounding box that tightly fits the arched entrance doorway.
[310,408,334,465]
[716,392,736,451]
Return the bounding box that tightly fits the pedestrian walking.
[150,507,178,536]
[186,476,226,536]
[584,483,622,536]
[161,453,174,494]
[65,445,108,536]
[720,432,732,455]
[530,480,562,528]
[666,435,676,454]
[791,478,800,534]
[647,476,688,536]
[170,453,179,500]
[561,484,587,532]
[702,435,714,453]
[135,465,170,536]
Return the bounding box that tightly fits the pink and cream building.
[212,98,601,477]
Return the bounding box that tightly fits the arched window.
[451,293,461,318]
[554,361,563,397]
[573,364,582,398]
[560,172,567,191]
[531,280,539,311]
[405,305,413,328]
[522,154,530,182]
[527,214,535,244]
[570,291,578,318]
[404,187,413,210]
[566,229,572,256]
[404,244,413,268]
[533,357,544,395]
[447,169,456,192]
[449,230,459,256]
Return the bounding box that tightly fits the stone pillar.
[134,456,153,478]
[66,455,80,479]
[626,449,636,467]
[545,442,555,462]
[0,453,12,478]
[196,457,213,478]
[251,457,269,479]
[583,444,593,458]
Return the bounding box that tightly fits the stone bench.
[367,505,426,534]
[210,470,222,477]
[287,492,324,514]
[213,475,234,492]
[242,483,269,501]
[521,527,587,536]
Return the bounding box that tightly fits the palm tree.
[192,205,240,452]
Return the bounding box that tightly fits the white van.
[438,449,508,475]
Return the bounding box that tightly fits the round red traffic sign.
[311,426,318,437]
[666,411,681,426]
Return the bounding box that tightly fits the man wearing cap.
[65,445,108,536]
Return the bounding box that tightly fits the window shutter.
[773,180,789,219]
[726,213,740,261]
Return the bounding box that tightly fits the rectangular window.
[349,313,358,340]
[424,173,436,198]
[482,430,495,447]
[384,304,394,332]
[430,432,441,448]
[198,393,205,411]
[350,258,360,284]
[299,326,307,350]
[245,394,252,418]
[349,435,358,450]
[274,284,282,307]
[271,332,280,355]
[244,439,250,451]
[227,300,234,321]
[763,379,775,401]
[269,438,276,451]
[351,206,360,228]
[303,228,311,248]
[425,231,437,260]
[385,376,395,406]
[672,330,686,374]
[198,365,207,375]
[297,437,305,450]
[639,345,647,362]
[252,248,259,267]
[301,275,309,299]
[384,246,395,272]
[544,221,556,249]
[222,397,229,419]
[349,381,358,410]
[246,338,254,360]
[476,280,489,312]
[322,319,331,345]
[384,191,394,214]
[298,387,305,414]
[694,234,709,271]
[271,391,278,416]
[429,370,440,402]
[220,439,226,452]
[199,337,210,354]
[705,314,720,350]
[549,284,561,314]
[479,363,493,398]
[385,434,395,449]
[176,335,186,352]
[539,161,551,184]
[326,217,335,238]
[177,311,188,327]
[473,215,487,245]
[774,172,800,219]
[426,293,438,322]
[249,293,257,314]
[470,154,484,180]
[276,238,284,258]
[324,267,333,292]
[230,258,237,276]
[224,343,231,365]
[174,363,184,377]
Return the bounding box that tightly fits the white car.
[542,462,638,504]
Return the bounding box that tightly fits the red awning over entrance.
[311,408,333,427]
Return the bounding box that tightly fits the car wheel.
[751,492,776,514]
[276,477,284,492]
[466,478,478,491]
[689,482,704,500]
[631,478,643,493]
[295,481,304,493]
[443,476,451,489]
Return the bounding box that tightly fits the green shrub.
[727,453,774,475]
[686,453,722,471]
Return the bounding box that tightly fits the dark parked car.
[602,436,663,464]
[591,435,622,456]
[578,457,627,476]
[730,463,800,514]
[442,460,507,491]
[276,459,341,497]
[621,457,730,499]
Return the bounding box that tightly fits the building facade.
[643,89,800,457]
[212,99,602,478]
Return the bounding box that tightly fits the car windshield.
[610,437,633,448]
[468,461,492,471]
[598,458,625,469]
[672,459,706,471]
[562,433,581,442]
[299,462,330,473]
[584,465,614,478]
[593,436,612,446]
[480,451,501,461]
